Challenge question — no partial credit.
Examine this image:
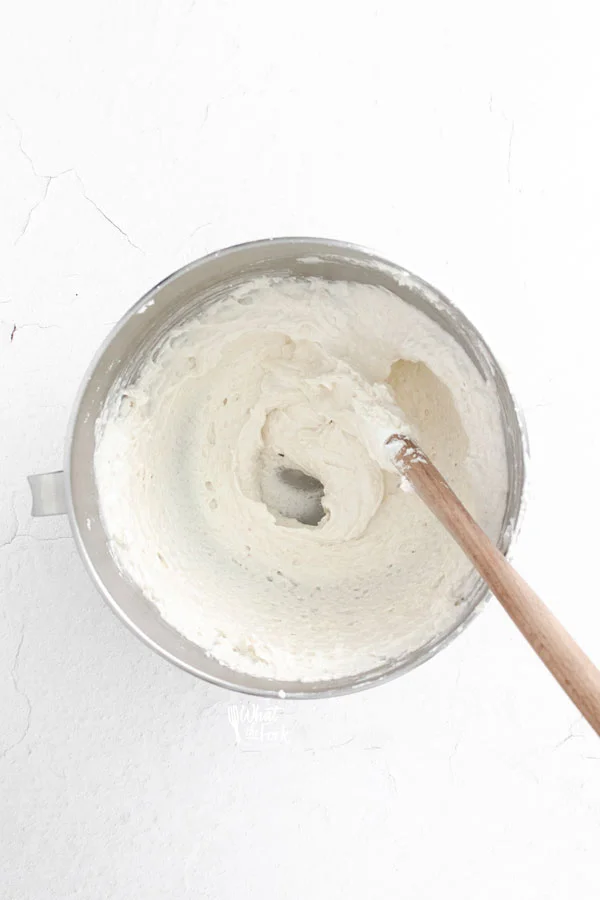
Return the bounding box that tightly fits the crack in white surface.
[0,493,19,549]
[2,529,25,550]
[72,172,143,252]
[189,221,212,240]
[553,714,585,750]
[0,532,72,553]
[8,322,60,338]
[14,176,51,245]
[0,529,70,758]
[8,113,45,180]
[8,115,143,253]
[8,114,72,244]
[0,628,33,759]
[0,531,20,550]
[30,535,72,544]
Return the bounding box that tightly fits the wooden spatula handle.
[389,435,600,736]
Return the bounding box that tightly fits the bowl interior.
[67,238,526,698]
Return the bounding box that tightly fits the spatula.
[386,433,600,736]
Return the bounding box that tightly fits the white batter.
[94,276,508,682]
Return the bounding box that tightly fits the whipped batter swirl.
[94,276,507,681]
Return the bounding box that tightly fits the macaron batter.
[94,275,508,681]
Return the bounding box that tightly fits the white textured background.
[1,2,599,897]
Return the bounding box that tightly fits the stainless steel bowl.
[29,238,527,698]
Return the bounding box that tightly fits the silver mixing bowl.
[29,238,527,698]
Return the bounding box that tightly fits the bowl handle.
[27,471,67,516]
